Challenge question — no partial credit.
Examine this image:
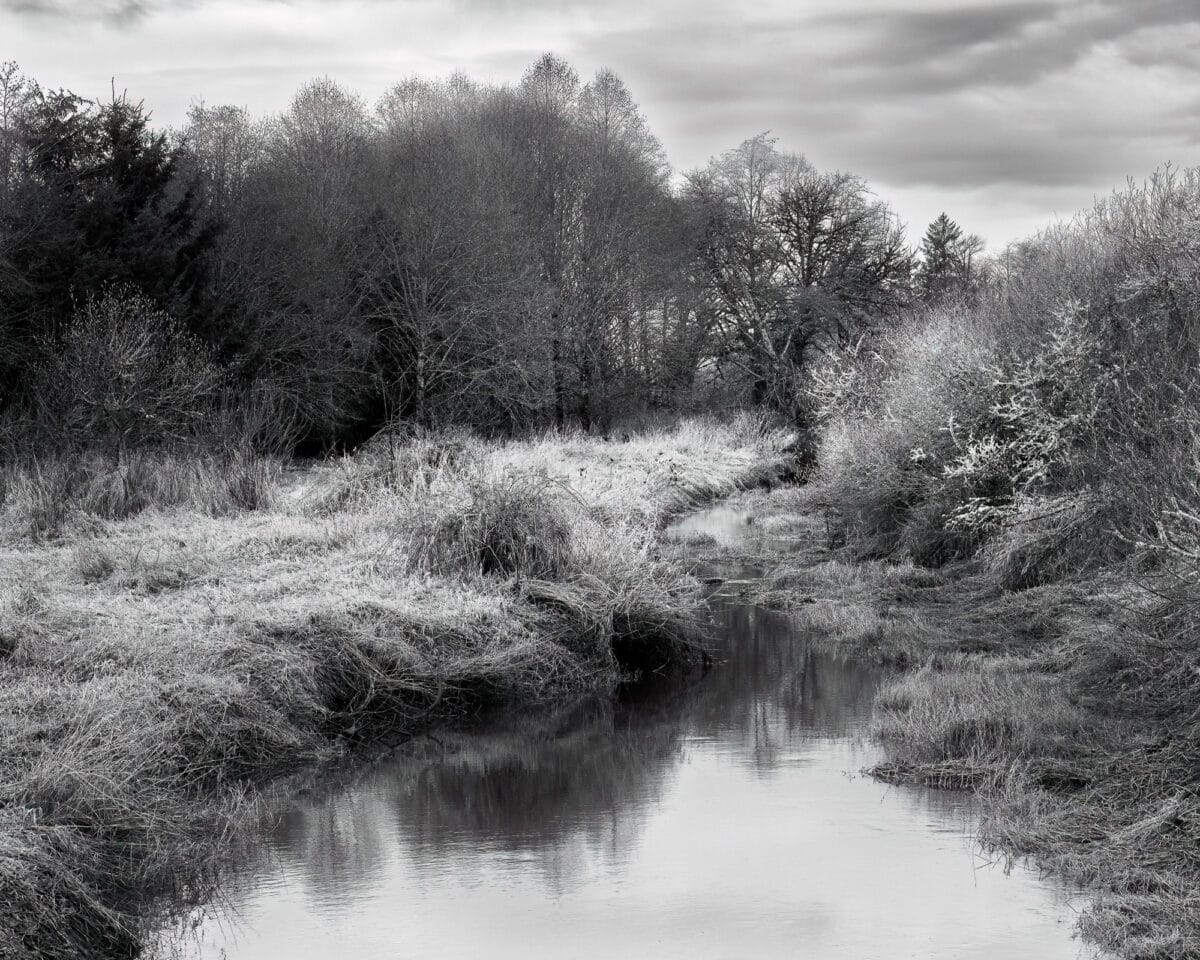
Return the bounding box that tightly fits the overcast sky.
[4,0,1199,249]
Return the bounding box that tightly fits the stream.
[159,505,1096,959]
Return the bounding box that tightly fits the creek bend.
[158,504,1095,960]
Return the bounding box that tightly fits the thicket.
[815,168,1200,580]
[809,169,1200,958]
[0,60,691,448]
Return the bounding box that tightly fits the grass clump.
[405,474,577,580]
[870,658,1114,786]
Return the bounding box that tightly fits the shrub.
[34,287,222,459]
[815,303,998,557]
[815,169,1200,577]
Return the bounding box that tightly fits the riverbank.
[165,504,1089,960]
[0,418,787,960]
[685,484,1195,960]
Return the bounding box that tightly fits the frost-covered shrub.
[941,300,1111,537]
[815,166,1200,581]
[816,303,998,557]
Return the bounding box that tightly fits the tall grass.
[0,416,786,959]
[0,449,280,539]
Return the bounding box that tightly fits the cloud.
[2,0,153,20]
[814,1,1056,74]
[588,3,1200,180]
[5,0,1200,247]
[799,1,1200,95]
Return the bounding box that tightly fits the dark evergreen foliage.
[0,84,219,410]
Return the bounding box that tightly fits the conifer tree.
[916,212,985,302]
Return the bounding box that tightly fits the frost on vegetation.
[816,287,1121,558]
[0,417,787,960]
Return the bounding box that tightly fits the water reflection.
[164,575,1095,959]
[667,504,809,553]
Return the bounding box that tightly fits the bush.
[815,303,998,557]
[815,168,1200,579]
[34,287,222,459]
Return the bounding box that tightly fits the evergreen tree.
[0,89,220,409]
[917,212,965,301]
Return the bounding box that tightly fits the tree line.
[0,55,984,456]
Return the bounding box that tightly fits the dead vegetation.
[0,417,787,960]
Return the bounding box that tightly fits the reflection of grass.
[717,484,1200,959]
[0,419,786,960]
[174,593,880,937]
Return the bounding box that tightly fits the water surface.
[162,508,1095,960]
[668,502,809,554]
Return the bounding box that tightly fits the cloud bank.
[4,0,1199,246]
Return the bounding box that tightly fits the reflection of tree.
[232,598,883,906]
[697,599,881,768]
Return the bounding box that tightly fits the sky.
[4,0,1200,250]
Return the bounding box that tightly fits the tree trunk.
[579,350,593,431]
[551,317,566,429]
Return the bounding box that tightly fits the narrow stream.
[160,506,1096,959]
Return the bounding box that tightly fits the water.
[162,507,1095,960]
[668,502,810,554]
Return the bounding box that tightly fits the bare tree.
[38,288,221,459]
[182,102,264,211]
[229,78,375,439]
[685,134,806,404]
[686,134,911,454]
[773,166,911,346]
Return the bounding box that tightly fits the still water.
[163,509,1095,960]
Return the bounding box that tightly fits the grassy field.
[703,483,1198,960]
[0,417,786,960]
